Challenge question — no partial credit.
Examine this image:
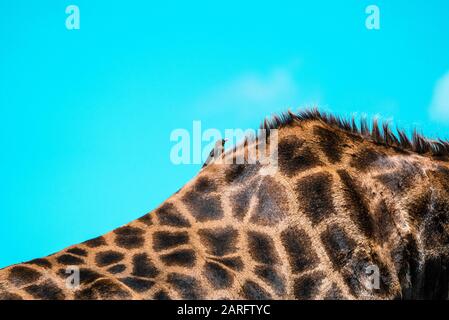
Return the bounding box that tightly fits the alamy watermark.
[365,264,380,290]
[65,266,80,289]
[170,121,278,170]
[365,5,380,30]
[63,5,380,31]
[65,5,80,30]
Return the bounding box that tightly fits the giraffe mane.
[255,108,449,159]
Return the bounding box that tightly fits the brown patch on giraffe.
[182,188,224,222]
[75,279,132,300]
[167,273,205,299]
[392,233,448,300]
[74,287,97,300]
[429,166,449,192]
[57,254,84,265]
[254,265,286,296]
[293,271,325,300]
[337,170,375,239]
[323,283,345,300]
[431,154,449,162]
[321,224,356,270]
[418,255,449,299]
[138,213,153,226]
[376,163,423,195]
[423,167,449,251]
[281,227,319,274]
[24,280,65,300]
[322,222,397,297]
[198,227,239,257]
[203,261,234,289]
[0,292,23,300]
[131,253,159,278]
[153,290,171,300]
[231,185,255,220]
[194,176,218,193]
[152,231,189,252]
[250,176,288,226]
[83,236,107,248]
[247,231,280,265]
[278,135,323,177]
[8,266,42,286]
[114,226,145,249]
[119,277,155,293]
[421,196,449,251]
[107,264,126,274]
[160,249,196,267]
[25,258,52,269]
[390,234,421,299]
[241,280,272,300]
[350,148,384,172]
[224,163,261,184]
[407,191,432,226]
[225,164,245,183]
[155,203,191,228]
[95,250,125,267]
[313,126,345,163]
[78,268,103,285]
[372,199,396,244]
[296,172,336,225]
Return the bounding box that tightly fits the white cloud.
[194,61,320,119]
[430,71,449,121]
[224,68,297,103]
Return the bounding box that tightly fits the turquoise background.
[1,0,449,268]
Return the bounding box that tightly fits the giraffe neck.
[1,118,449,300]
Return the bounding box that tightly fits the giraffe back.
[1,114,449,300]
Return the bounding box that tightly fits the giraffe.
[1,109,449,300]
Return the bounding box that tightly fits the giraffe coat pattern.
[1,110,449,300]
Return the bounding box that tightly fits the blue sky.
[1,0,449,268]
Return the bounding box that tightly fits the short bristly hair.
[258,108,449,159]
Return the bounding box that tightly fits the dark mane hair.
[260,108,449,159]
